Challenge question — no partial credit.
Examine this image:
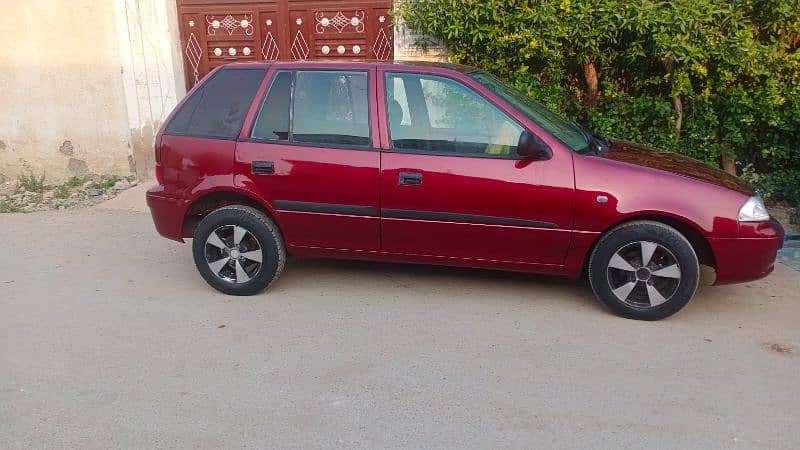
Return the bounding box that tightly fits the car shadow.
[278,257,600,310]
[170,242,734,320]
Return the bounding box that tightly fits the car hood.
[599,139,754,196]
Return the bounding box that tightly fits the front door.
[378,70,575,265]
[236,67,381,251]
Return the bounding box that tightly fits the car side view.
[147,61,784,320]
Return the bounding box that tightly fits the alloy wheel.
[606,241,682,308]
[204,225,263,284]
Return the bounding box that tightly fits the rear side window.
[292,71,370,147]
[166,68,265,139]
[251,71,291,141]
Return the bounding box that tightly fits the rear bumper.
[146,186,190,242]
[710,219,784,285]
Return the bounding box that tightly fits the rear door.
[378,69,575,265]
[236,66,381,251]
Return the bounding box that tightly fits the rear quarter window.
[166,68,265,139]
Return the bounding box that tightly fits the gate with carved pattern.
[177,0,394,89]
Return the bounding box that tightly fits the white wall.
[0,0,184,182]
[0,0,446,183]
[113,0,186,179]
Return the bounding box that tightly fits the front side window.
[385,73,524,156]
[468,71,589,152]
[166,68,265,139]
[292,71,370,147]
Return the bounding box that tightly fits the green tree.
[398,0,800,202]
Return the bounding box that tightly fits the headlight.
[738,195,770,222]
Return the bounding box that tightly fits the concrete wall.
[113,0,185,180]
[0,0,183,183]
[393,18,448,62]
[0,0,439,183]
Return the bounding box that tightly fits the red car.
[147,61,783,320]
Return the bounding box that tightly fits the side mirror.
[517,130,552,160]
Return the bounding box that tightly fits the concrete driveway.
[2,186,799,449]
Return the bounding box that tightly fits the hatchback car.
[147,61,783,320]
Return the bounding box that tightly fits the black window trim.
[244,68,374,150]
[240,137,381,152]
[163,67,267,141]
[382,71,544,161]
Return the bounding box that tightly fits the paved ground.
[1,188,799,449]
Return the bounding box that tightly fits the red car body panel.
[146,184,189,240]
[379,152,574,265]
[147,61,784,286]
[571,153,743,236]
[234,142,381,251]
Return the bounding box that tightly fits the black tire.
[588,221,699,320]
[192,205,285,296]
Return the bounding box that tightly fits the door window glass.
[166,68,265,139]
[251,71,292,141]
[385,73,523,156]
[292,71,370,147]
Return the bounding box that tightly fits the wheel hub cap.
[606,240,682,308]
[204,225,263,284]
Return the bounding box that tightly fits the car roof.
[223,60,478,74]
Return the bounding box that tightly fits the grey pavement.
[1,199,799,449]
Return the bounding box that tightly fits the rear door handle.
[251,161,274,175]
[398,171,422,186]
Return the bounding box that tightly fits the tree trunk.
[673,95,683,137]
[583,62,599,109]
[720,142,736,175]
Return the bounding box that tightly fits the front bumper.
[146,186,190,242]
[710,219,785,284]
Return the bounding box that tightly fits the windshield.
[468,71,590,152]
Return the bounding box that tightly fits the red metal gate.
[177,0,394,88]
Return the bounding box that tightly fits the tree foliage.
[398,0,800,204]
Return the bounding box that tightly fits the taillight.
[154,133,164,163]
[154,133,165,185]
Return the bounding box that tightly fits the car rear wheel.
[588,221,699,320]
[192,205,285,295]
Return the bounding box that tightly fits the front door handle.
[398,171,423,186]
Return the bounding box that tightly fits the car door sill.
[288,244,565,268]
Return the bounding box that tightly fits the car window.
[385,73,523,157]
[469,71,589,152]
[291,70,370,147]
[251,71,292,141]
[166,68,265,139]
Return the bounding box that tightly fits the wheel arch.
[582,214,716,275]
[182,188,279,239]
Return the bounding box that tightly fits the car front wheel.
[588,221,700,320]
[192,205,285,296]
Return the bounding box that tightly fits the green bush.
[64,176,87,188]
[17,170,46,193]
[0,200,20,213]
[398,0,800,204]
[87,175,121,190]
[790,207,800,226]
[54,184,71,199]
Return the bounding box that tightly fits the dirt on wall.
[129,122,158,180]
